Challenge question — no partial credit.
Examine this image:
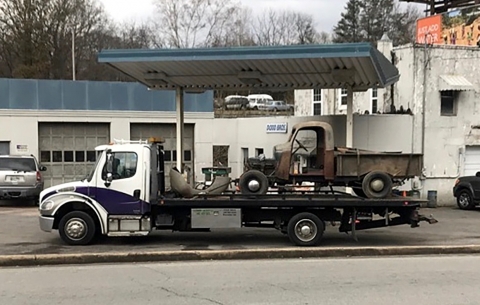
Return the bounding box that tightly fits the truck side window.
[101,152,138,180]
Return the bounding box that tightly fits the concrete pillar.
[176,88,184,172]
[346,85,354,147]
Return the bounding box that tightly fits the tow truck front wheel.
[58,211,97,245]
[287,212,325,246]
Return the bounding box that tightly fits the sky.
[99,0,426,33]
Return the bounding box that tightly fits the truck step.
[107,231,150,237]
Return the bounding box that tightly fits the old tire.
[58,211,97,245]
[457,189,475,210]
[361,171,392,199]
[287,212,325,246]
[239,170,269,195]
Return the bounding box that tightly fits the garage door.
[464,146,480,176]
[39,123,110,187]
[130,123,194,187]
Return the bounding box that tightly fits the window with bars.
[371,88,378,113]
[339,89,347,106]
[312,89,323,115]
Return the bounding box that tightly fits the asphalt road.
[1,200,480,255]
[1,255,479,304]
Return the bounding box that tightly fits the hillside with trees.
[0,0,421,81]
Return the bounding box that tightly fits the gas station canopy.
[98,43,399,92]
[98,42,401,171]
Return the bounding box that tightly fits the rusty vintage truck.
[239,121,423,199]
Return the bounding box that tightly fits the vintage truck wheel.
[287,212,325,246]
[361,171,392,199]
[239,170,269,195]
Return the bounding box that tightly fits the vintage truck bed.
[335,150,423,178]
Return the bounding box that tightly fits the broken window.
[213,145,229,167]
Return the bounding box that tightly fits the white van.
[247,94,273,110]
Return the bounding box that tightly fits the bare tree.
[0,0,113,79]
[210,6,256,47]
[252,9,321,46]
[152,0,241,48]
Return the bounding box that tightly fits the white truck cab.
[38,138,163,244]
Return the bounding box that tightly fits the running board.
[107,231,150,237]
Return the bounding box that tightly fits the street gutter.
[1,245,480,267]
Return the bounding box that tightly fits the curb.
[2,245,480,267]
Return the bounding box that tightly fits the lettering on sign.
[266,123,288,133]
[16,144,28,152]
[416,14,442,44]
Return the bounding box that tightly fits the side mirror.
[476,171,480,178]
[105,150,114,187]
[40,166,47,171]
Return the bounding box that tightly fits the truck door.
[95,150,146,215]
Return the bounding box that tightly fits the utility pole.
[72,28,76,81]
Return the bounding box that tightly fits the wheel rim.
[64,218,88,241]
[370,178,385,192]
[248,180,260,192]
[459,193,470,207]
[294,219,317,242]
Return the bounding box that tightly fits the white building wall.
[294,88,387,116]
[392,45,480,205]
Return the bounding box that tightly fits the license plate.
[6,176,24,183]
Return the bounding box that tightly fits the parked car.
[247,94,273,110]
[453,171,480,210]
[258,100,294,112]
[224,95,249,110]
[0,155,47,205]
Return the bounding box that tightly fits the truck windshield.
[86,151,103,182]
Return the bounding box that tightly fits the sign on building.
[266,123,288,133]
[416,4,480,46]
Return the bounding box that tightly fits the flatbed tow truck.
[38,138,437,247]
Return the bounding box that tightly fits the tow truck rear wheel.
[287,212,325,246]
[58,211,97,245]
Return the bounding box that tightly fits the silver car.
[0,155,47,204]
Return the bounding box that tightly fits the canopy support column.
[176,88,184,173]
[346,86,354,148]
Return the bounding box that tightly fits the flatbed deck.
[158,193,427,208]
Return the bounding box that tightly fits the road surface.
[1,255,479,304]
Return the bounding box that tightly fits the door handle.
[133,189,141,199]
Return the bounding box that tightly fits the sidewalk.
[0,204,479,257]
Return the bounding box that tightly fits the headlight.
[40,200,54,210]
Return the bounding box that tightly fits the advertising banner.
[416,4,480,46]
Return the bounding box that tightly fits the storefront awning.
[439,75,474,91]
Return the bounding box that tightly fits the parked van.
[224,95,249,110]
[247,94,273,110]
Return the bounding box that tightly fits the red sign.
[416,15,442,44]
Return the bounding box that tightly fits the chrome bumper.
[39,216,54,232]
